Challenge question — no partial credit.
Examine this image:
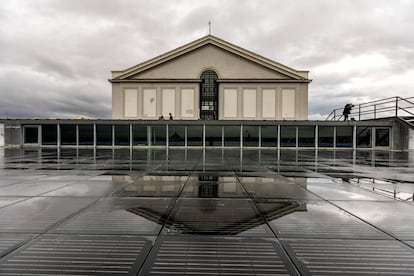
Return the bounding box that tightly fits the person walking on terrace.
[343,103,354,121]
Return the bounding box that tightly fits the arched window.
[200,70,219,120]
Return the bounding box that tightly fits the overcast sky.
[1,0,413,119]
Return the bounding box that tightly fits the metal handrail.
[326,96,414,121]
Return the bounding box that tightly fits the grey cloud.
[1,0,414,119]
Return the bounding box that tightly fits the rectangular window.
[150,125,166,146]
[96,125,112,145]
[336,126,353,147]
[298,126,315,147]
[223,89,237,118]
[282,89,295,118]
[60,124,76,145]
[262,89,276,118]
[124,89,138,117]
[243,89,256,117]
[168,125,185,146]
[143,89,157,117]
[243,126,259,147]
[114,125,130,146]
[205,126,222,146]
[357,127,372,148]
[41,124,57,145]
[187,126,203,146]
[181,89,195,118]
[224,126,240,147]
[133,125,148,146]
[375,128,390,147]
[162,89,175,119]
[78,125,94,145]
[261,126,277,147]
[318,126,334,147]
[280,126,296,147]
[23,126,39,144]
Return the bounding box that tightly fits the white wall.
[219,84,307,120]
[112,84,199,120]
[113,83,308,120]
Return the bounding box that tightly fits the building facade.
[110,35,311,120]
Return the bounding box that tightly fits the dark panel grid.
[282,239,414,276]
[258,201,390,240]
[0,233,33,258]
[140,236,299,275]
[52,198,173,235]
[0,234,153,276]
[163,199,273,237]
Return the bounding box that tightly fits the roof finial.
[208,21,211,35]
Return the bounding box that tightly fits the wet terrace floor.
[0,148,413,275]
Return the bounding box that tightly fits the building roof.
[110,35,310,81]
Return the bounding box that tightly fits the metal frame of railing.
[326,96,414,121]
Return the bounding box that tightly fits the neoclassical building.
[110,35,310,120]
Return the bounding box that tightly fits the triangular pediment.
[111,35,309,81]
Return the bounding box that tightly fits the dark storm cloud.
[0,0,413,119]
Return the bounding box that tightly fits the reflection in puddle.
[163,198,306,236]
[349,177,414,201]
[198,176,218,198]
[164,199,273,236]
[182,175,247,198]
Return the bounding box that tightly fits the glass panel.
[243,126,259,147]
[280,126,296,147]
[24,126,39,144]
[318,126,334,147]
[187,126,203,146]
[168,125,185,146]
[375,128,390,147]
[114,125,130,146]
[298,126,315,147]
[336,126,353,147]
[151,125,166,146]
[60,124,76,145]
[205,126,222,146]
[96,125,112,145]
[357,127,372,148]
[224,126,240,147]
[261,126,277,147]
[133,125,148,146]
[78,125,94,145]
[41,124,57,145]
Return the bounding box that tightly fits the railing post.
[334,110,336,120]
[358,105,361,120]
[374,104,376,119]
[395,97,398,117]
